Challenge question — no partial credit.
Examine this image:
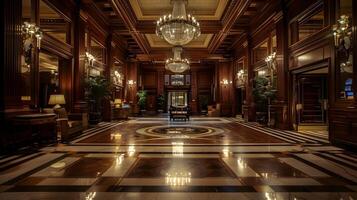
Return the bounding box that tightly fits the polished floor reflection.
[0,118,356,199]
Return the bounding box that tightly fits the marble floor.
[0,117,356,200]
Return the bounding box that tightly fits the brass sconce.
[265,52,277,86]
[21,22,43,66]
[333,15,353,73]
[236,69,247,87]
[85,52,96,67]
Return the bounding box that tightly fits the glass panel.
[21,0,32,103]
[39,52,59,107]
[253,41,268,63]
[337,0,354,100]
[170,92,187,107]
[39,0,69,43]
[298,10,325,41]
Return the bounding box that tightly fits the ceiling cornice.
[110,0,151,54]
[208,0,252,54]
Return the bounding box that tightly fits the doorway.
[294,66,329,137]
[167,91,188,109]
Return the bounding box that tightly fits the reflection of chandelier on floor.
[165,46,190,73]
[156,0,200,46]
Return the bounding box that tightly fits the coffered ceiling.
[129,0,229,20]
[146,34,213,48]
[92,0,270,61]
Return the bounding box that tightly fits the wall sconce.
[258,70,267,76]
[21,22,43,65]
[220,79,232,85]
[128,79,136,86]
[333,15,353,73]
[113,70,123,86]
[333,15,351,47]
[265,52,277,86]
[265,52,276,71]
[85,52,96,66]
[236,69,247,87]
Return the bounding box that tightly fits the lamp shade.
[114,99,122,104]
[48,94,66,105]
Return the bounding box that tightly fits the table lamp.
[48,94,66,109]
[114,98,122,108]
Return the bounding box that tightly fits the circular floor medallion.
[136,125,225,139]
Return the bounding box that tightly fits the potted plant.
[137,90,147,115]
[85,76,111,124]
[252,76,276,124]
[156,94,165,113]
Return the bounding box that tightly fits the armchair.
[45,108,88,141]
[207,103,221,117]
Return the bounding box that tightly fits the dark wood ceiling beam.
[135,48,225,62]
[208,0,252,54]
[134,20,223,34]
[110,0,150,54]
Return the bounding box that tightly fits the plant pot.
[157,109,164,113]
[89,112,101,125]
[140,109,146,116]
[256,111,267,125]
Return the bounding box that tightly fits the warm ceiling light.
[156,0,200,46]
[165,46,190,73]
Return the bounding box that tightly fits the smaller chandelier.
[165,46,190,73]
[156,0,200,46]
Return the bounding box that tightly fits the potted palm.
[252,76,276,124]
[137,90,147,115]
[85,76,111,124]
[156,94,165,113]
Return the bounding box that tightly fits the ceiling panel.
[129,0,229,20]
[146,34,213,48]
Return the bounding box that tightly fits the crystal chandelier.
[156,0,200,46]
[165,46,190,73]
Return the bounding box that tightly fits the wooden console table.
[12,113,57,144]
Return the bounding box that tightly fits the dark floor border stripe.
[3,154,68,185]
[241,123,316,144]
[315,153,357,171]
[5,185,90,192]
[0,153,44,172]
[237,123,301,144]
[290,154,357,185]
[107,185,256,192]
[270,185,354,192]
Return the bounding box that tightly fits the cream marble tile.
[31,157,80,177]
[37,178,97,186]
[222,158,258,177]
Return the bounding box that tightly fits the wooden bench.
[169,106,190,121]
